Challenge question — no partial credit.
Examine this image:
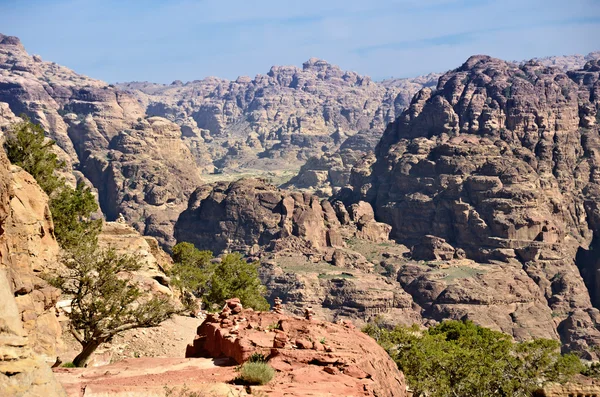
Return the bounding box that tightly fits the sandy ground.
[59,315,204,367]
[54,357,246,397]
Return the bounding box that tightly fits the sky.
[0,0,598,84]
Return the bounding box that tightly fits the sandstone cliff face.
[0,33,442,249]
[283,131,381,196]
[174,179,421,323]
[175,178,391,255]
[0,149,65,396]
[345,55,600,357]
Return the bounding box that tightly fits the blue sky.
[0,0,598,83]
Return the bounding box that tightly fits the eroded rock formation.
[345,55,600,357]
[119,60,439,175]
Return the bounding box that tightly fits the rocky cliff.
[118,61,439,176]
[0,33,201,248]
[0,33,442,249]
[342,55,600,357]
[0,149,65,396]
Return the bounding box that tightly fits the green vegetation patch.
[363,320,584,397]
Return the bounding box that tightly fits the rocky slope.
[284,52,600,196]
[341,55,600,357]
[0,149,66,396]
[186,298,407,397]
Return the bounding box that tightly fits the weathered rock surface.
[528,51,600,72]
[283,131,381,196]
[119,61,439,175]
[540,376,600,397]
[0,149,65,396]
[345,55,600,357]
[0,33,202,249]
[97,221,174,296]
[186,299,407,397]
[175,178,391,256]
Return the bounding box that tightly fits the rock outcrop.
[345,55,600,357]
[283,131,381,196]
[0,34,442,249]
[186,299,407,397]
[175,178,391,256]
[528,51,600,72]
[97,221,174,297]
[118,61,439,176]
[0,149,65,396]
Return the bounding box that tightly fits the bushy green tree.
[205,252,269,311]
[49,247,176,367]
[3,117,101,250]
[170,243,269,311]
[3,116,64,195]
[5,117,175,367]
[363,320,583,397]
[50,182,102,250]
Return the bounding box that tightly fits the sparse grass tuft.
[61,362,76,368]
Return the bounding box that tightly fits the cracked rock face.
[0,149,66,397]
[345,55,600,357]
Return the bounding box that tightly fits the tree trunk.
[72,339,102,367]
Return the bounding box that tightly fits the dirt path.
[54,357,245,397]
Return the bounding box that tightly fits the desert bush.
[247,353,268,363]
[238,362,275,385]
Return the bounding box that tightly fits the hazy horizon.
[0,0,598,84]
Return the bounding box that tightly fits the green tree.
[205,253,269,311]
[171,242,213,295]
[4,118,176,368]
[3,116,64,195]
[3,117,101,250]
[50,182,102,250]
[49,247,176,367]
[363,320,584,397]
[170,243,269,311]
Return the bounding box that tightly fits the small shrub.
[266,322,281,331]
[61,362,76,368]
[247,352,268,363]
[319,337,327,344]
[238,362,275,385]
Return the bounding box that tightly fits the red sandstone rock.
[186,303,407,397]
